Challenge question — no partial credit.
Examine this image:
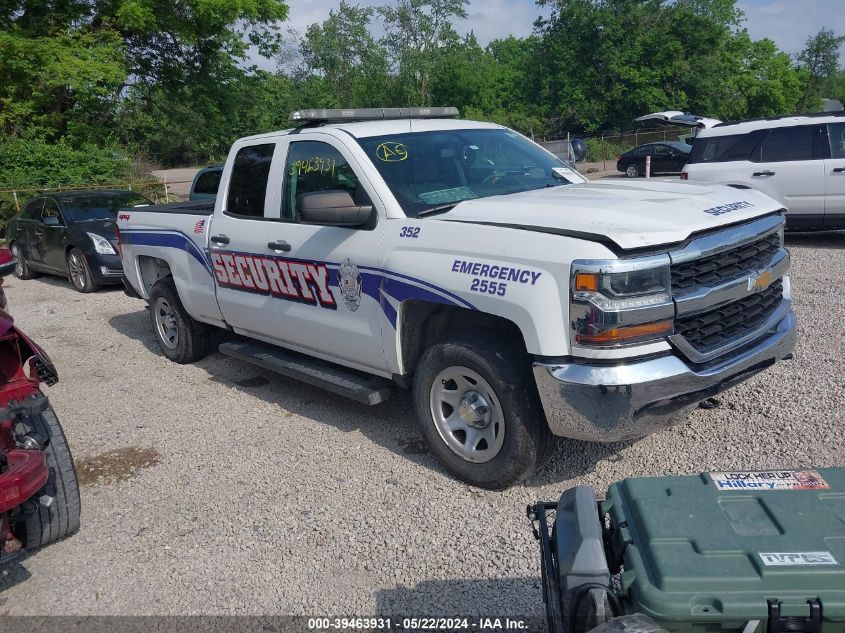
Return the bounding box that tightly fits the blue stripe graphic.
[122,231,475,325]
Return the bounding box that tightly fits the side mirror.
[42,215,61,227]
[298,190,374,227]
[570,139,588,163]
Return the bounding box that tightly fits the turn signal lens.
[575,273,599,292]
[575,320,673,345]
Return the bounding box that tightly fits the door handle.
[834,167,845,173]
[267,240,292,252]
[34,230,45,236]
[752,170,775,177]
[210,234,230,245]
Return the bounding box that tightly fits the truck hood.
[440,180,782,250]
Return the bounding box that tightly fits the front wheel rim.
[627,166,638,177]
[68,252,86,289]
[429,366,505,463]
[11,245,23,276]
[154,297,179,350]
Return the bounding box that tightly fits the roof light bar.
[289,107,459,123]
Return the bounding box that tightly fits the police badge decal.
[338,258,362,311]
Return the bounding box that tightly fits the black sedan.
[7,190,151,292]
[616,142,691,178]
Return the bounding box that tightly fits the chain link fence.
[539,125,692,168]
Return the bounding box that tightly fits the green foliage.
[0,0,841,179]
[0,138,130,230]
[797,29,845,109]
[378,0,469,105]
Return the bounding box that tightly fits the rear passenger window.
[689,132,762,163]
[22,199,43,220]
[828,123,845,159]
[226,144,275,218]
[194,170,222,195]
[759,125,816,162]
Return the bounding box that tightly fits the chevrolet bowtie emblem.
[748,270,773,291]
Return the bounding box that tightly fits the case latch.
[766,599,822,633]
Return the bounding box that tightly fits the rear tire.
[625,164,640,178]
[149,277,211,363]
[67,247,100,293]
[16,400,81,549]
[10,243,38,280]
[412,332,553,489]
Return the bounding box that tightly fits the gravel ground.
[0,234,843,617]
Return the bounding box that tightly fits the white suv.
[682,112,845,229]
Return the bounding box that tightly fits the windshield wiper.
[416,203,459,218]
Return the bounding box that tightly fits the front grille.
[671,232,781,292]
[674,280,783,353]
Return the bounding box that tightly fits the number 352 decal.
[399,226,420,238]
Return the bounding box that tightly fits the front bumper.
[533,308,796,443]
[86,253,123,285]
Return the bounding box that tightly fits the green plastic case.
[603,468,845,632]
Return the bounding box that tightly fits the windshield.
[357,128,578,217]
[60,192,151,222]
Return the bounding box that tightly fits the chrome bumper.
[533,308,796,443]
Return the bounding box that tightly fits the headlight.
[87,232,116,255]
[570,257,674,347]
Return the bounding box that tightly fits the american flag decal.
[194,219,206,234]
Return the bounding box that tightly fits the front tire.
[15,400,81,549]
[10,242,38,280]
[67,248,100,293]
[412,333,553,489]
[149,278,210,363]
[625,164,640,178]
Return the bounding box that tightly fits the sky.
[258,0,845,70]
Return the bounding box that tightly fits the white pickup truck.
[118,108,796,489]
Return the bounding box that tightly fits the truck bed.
[126,200,214,216]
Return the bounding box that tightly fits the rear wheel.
[67,248,100,293]
[412,332,553,489]
[10,243,37,280]
[15,399,81,549]
[625,164,640,178]
[149,277,210,363]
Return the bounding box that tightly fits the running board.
[218,341,392,405]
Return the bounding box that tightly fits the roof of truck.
[239,118,503,143]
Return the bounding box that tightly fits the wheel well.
[398,301,526,377]
[136,255,173,296]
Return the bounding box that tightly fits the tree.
[297,2,391,107]
[797,29,845,109]
[378,0,469,105]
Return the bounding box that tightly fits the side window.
[828,123,845,159]
[759,125,816,162]
[194,169,222,195]
[652,145,669,155]
[41,199,63,224]
[22,199,43,220]
[226,144,275,218]
[282,141,365,221]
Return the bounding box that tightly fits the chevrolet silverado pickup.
[118,108,796,489]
